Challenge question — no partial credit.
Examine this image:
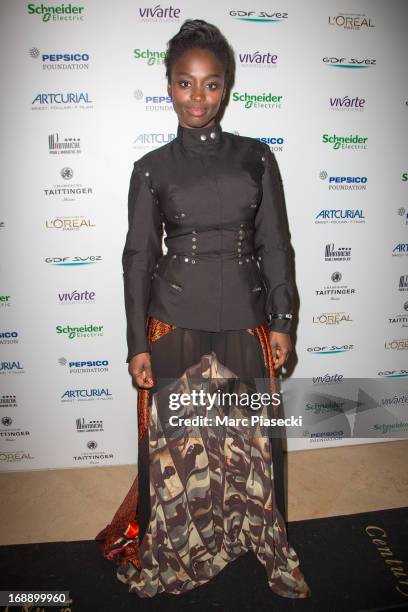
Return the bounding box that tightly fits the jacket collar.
[177,119,222,153]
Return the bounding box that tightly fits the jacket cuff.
[266,313,292,334]
[126,338,151,363]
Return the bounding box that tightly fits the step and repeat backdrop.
[1,0,407,470]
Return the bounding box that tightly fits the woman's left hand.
[268,331,292,369]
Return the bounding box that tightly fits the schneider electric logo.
[232,91,283,109]
[322,133,368,151]
[56,324,104,339]
[27,3,85,22]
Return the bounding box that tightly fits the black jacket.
[122,119,295,363]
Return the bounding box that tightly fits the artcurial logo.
[319,171,368,190]
[323,57,376,68]
[27,3,85,22]
[45,216,95,230]
[229,10,288,23]
[0,361,24,374]
[56,324,104,339]
[328,13,374,30]
[45,255,102,266]
[238,51,278,67]
[32,92,93,110]
[315,209,365,224]
[133,132,176,149]
[232,91,283,109]
[61,388,112,401]
[392,243,408,256]
[322,133,368,150]
[137,5,181,21]
[324,243,351,262]
[133,48,166,65]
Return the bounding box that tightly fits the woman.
[95,19,311,600]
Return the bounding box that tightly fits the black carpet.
[1,507,407,612]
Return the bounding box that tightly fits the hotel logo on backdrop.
[27,3,85,22]
[324,244,352,262]
[229,10,288,23]
[49,133,81,155]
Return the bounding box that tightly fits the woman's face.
[167,47,227,129]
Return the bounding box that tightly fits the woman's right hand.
[128,352,155,389]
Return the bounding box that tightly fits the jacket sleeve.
[122,160,163,363]
[254,143,295,334]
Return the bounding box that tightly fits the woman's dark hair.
[164,19,235,92]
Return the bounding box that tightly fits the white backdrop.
[0,0,407,471]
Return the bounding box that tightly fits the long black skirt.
[95,317,311,599]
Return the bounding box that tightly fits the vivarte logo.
[229,10,288,22]
[323,57,376,68]
[238,51,278,66]
[329,95,366,110]
[58,289,95,303]
[137,5,181,20]
[307,345,354,354]
[312,373,344,384]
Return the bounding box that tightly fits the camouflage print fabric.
[95,318,311,599]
